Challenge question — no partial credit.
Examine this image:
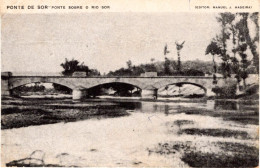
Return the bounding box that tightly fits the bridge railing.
[7,75,223,79]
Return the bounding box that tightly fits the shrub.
[212,84,237,98]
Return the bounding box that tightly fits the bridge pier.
[72,89,86,100]
[141,86,158,100]
[1,72,12,97]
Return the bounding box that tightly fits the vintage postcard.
[1,0,259,167]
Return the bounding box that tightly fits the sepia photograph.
[1,11,259,167]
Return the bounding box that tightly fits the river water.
[1,99,259,167]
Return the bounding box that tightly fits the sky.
[1,13,221,74]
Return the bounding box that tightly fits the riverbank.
[1,98,130,129]
[2,96,259,129]
[1,98,258,167]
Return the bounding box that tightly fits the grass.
[147,141,194,155]
[1,97,145,129]
[182,151,258,167]
[216,142,258,154]
[177,107,259,125]
[1,105,130,129]
[182,141,259,167]
[148,141,259,167]
[178,128,251,139]
[173,120,194,127]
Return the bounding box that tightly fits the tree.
[132,66,145,76]
[183,69,205,76]
[228,16,242,86]
[60,58,88,76]
[175,41,185,73]
[164,57,171,75]
[250,13,259,73]
[237,43,250,88]
[238,13,259,73]
[54,58,100,93]
[60,58,100,76]
[235,14,254,88]
[164,44,171,75]
[215,13,235,78]
[126,60,132,69]
[88,69,101,76]
[206,40,222,84]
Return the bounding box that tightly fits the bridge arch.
[10,82,73,97]
[9,78,75,90]
[159,82,208,97]
[81,78,145,90]
[164,82,207,93]
[85,82,142,97]
[85,82,142,90]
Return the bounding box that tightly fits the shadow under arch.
[11,82,73,96]
[10,79,74,90]
[163,82,207,96]
[85,82,142,97]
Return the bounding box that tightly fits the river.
[1,98,259,167]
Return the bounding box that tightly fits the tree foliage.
[54,58,101,93]
[206,41,222,84]
[206,41,222,56]
[107,60,208,76]
[238,13,259,73]
[215,13,236,78]
[164,57,171,75]
[60,58,100,76]
[207,12,259,89]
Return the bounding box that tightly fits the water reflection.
[214,100,258,112]
[112,99,258,116]
[214,100,239,110]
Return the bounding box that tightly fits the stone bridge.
[1,72,233,99]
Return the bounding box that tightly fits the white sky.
[2,13,222,74]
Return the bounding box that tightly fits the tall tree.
[126,60,132,69]
[215,13,235,78]
[164,57,171,75]
[247,13,259,73]
[250,12,259,45]
[237,43,250,88]
[229,14,241,86]
[164,44,171,75]
[175,41,185,73]
[205,40,222,84]
[235,13,259,88]
[236,17,249,88]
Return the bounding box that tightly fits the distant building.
[72,71,86,77]
[140,72,157,77]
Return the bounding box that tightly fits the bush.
[212,84,237,98]
[183,69,205,76]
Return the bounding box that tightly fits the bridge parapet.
[1,72,12,79]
